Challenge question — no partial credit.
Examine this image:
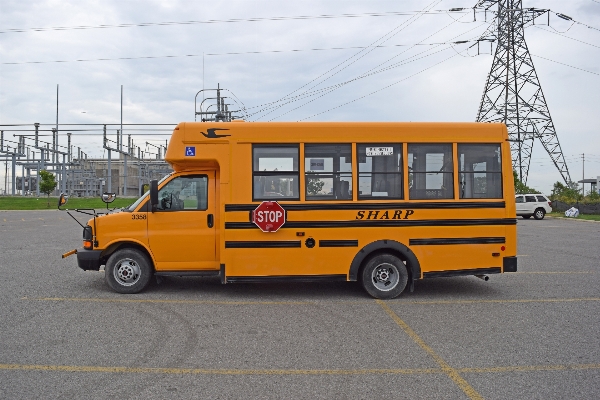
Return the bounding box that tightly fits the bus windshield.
[126,174,172,212]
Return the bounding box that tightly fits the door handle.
[207,214,214,228]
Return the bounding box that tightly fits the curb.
[546,216,600,223]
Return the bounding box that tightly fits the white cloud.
[0,0,599,194]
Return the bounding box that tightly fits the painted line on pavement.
[0,363,438,375]
[377,300,483,400]
[513,271,595,274]
[2,363,597,376]
[458,364,600,373]
[22,296,600,306]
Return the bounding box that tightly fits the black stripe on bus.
[225,218,517,230]
[409,237,506,246]
[423,267,501,279]
[225,201,505,212]
[226,275,347,283]
[155,271,220,277]
[319,240,359,247]
[225,241,301,249]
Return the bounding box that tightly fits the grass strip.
[548,212,600,222]
[0,196,136,210]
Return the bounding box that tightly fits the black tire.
[105,248,153,294]
[361,254,408,299]
[522,215,531,219]
[534,208,546,220]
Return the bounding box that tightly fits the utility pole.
[474,1,571,185]
[581,153,585,195]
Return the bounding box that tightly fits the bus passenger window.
[408,144,454,200]
[305,144,352,200]
[458,144,502,199]
[253,145,299,201]
[358,144,403,200]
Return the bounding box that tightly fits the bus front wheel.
[105,248,153,294]
[361,254,408,299]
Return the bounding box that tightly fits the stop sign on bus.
[252,201,286,232]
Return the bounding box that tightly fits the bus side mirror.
[58,193,69,209]
[150,180,159,212]
[101,193,116,203]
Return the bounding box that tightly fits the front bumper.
[77,249,103,271]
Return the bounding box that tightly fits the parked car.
[515,194,552,220]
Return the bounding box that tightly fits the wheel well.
[101,242,155,271]
[349,240,420,283]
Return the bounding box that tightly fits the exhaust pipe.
[475,274,489,281]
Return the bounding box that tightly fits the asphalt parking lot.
[0,210,598,399]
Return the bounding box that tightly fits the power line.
[260,1,485,121]
[0,40,482,66]
[0,9,476,34]
[299,50,462,121]
[265,11,488,121]
[533,25,600,50]
[253,0,446,121]
[248,45,457,120]
[532,54,599,76]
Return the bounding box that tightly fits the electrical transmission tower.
[474,0,571,184]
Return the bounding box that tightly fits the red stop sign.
[252,201,286,232]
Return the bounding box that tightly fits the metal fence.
[552,200,600,215]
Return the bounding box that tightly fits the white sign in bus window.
[366,147,393,156]
[309,159,325,171]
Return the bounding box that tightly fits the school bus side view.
[62,121,517,299]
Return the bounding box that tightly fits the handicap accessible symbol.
[185,146,196,156]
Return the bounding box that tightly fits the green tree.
[39,170,57,207]
[513,170,540,194]
[586,189,600,202]
[550,181,581,203]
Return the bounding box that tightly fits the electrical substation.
[0,85,249,197]
[0,124,172,197]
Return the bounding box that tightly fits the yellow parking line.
[391,298,600,306]
[0,363,439,375]
[22,296,600,306]
[459,364,600,373]
[377,300,483,400]
[23,297,319,306]
[1,362,598,376]
[513,271,595,274]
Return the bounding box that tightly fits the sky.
[1,0,599,195]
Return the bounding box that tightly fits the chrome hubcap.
[372,263,399,291]
[114,258,141,286]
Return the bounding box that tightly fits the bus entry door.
[148,172,217,270]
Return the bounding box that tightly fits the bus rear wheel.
[361,254,408,299]
[105,248,153,294]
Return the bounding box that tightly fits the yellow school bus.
[63,121,517,299]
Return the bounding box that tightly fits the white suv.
[515,194,552,220]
